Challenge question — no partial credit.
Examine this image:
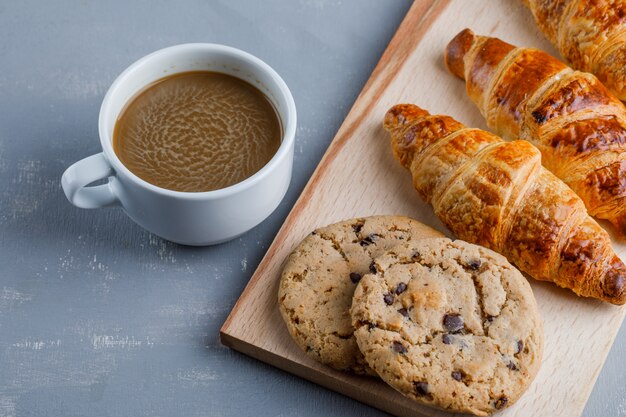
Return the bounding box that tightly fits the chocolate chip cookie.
[351,238,543,415]
[278,216,442,374]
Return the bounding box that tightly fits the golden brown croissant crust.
[384,103,626,305]
[445,28,626,238]
[523,0,626,101]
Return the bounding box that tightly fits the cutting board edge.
[219,330,437,417]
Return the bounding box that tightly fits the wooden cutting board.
[220,1,626,416]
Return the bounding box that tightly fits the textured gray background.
[0,1,623,416]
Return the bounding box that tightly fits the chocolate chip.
[369,262,377,273]
[443,313,464,333]
[451,371,463,381]
[411,251,421,260]
[467,259,481,270]
[516,340,524,354]
[507,361,518,371]
[442,334,452,345]
[359,233,379,247]
[367,323,376,330]
[397,308,409,318]
[392,341,407,354]
[494,396,508,410]
[383,293,394,305]
[414,381,429,396]
[486,315,494,323]
[349,272,362,284]
[352,223,363,234]
[395,282,407,294]
[311,231,317,235]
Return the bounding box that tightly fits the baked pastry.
[523,0,626,101]
[383,103,626,305]
[278,215,442,374]
[445,29,626,237]
[351,239,543,416]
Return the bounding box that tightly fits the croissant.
[445,29,626,237]
[384,103,626,305]
[523,0,626,101]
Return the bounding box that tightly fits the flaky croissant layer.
[523,0,626,101]
[445,28,626,239]
[384,103,626,305]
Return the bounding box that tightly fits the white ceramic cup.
[61,44,296,245]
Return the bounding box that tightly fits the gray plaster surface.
[0,0,623,416]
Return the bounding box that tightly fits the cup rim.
[98,43,297,200]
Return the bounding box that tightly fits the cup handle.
[61,152,120,209]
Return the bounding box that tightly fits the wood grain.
[221,1,626,416]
